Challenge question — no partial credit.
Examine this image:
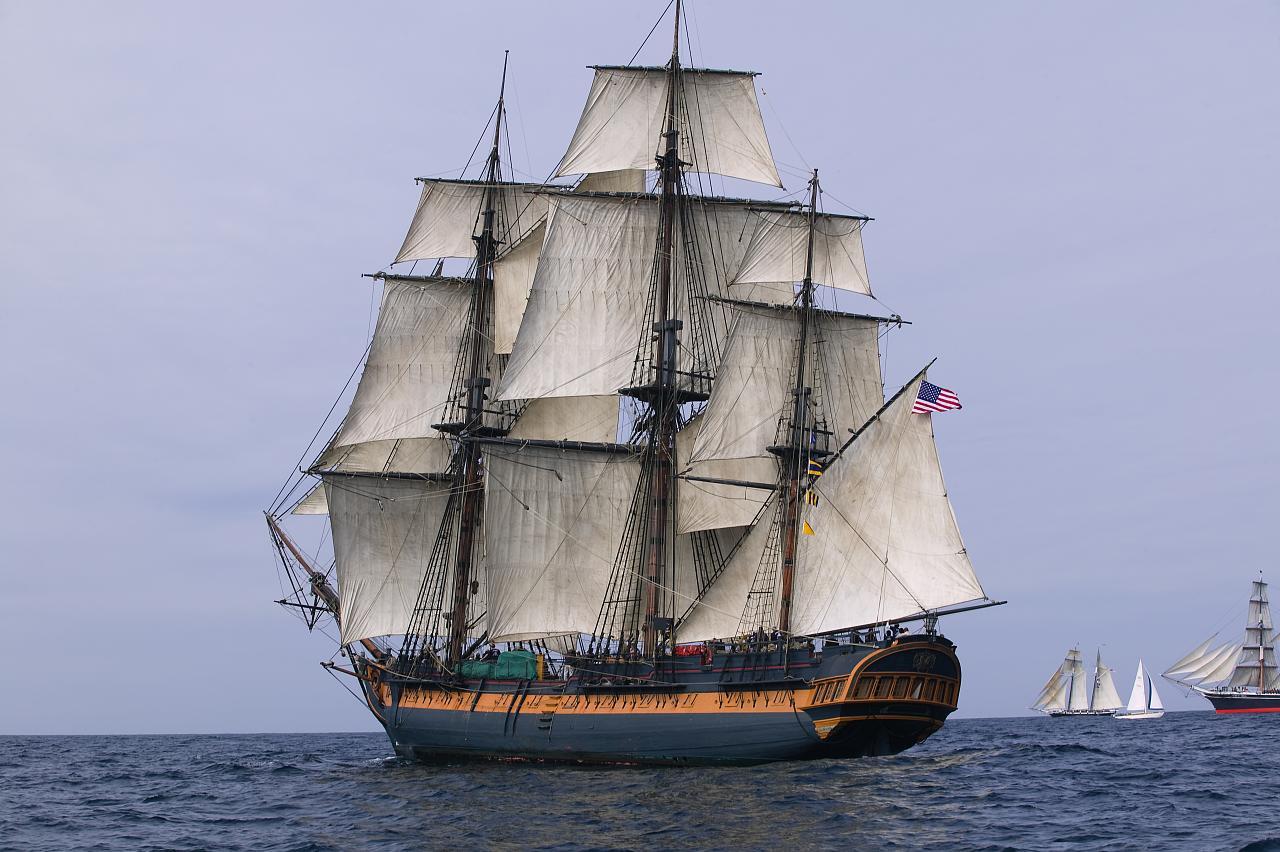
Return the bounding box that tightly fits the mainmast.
[445,53,510,667]
[638,2,684,656]
[774,170,821,635]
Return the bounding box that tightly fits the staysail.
[787,373,986,634]
[1090,650,1123,711]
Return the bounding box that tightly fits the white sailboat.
[1032,647,1122,716]
[1114,659,1165,720]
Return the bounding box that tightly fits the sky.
[2,1,1278,734]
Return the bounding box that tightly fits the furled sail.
[395,179,550,263]
[732,211,872,301]
[482,446,639,641]
[1090,651,1123,711]
[323,474,453,644]
[313,276,471,475]
[555,67,781,187]
[788,374,985,635]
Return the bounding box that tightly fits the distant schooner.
[1031,648,1122,717]
[1164,576,1280,714]
[265,2,1002,764]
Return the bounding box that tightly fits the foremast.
[397,55,514,672]
[445,53,510,668]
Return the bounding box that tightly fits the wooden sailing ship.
[266,3,1001,764]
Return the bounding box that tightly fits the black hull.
[1202,691,1280,714]
[358,635,963,766]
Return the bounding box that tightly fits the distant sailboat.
[1114,659,1164,720]
[1032,648,1123,717]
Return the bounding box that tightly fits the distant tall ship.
[1032,648,1122,717]
[1164,577,1280,714]
[263,2,1003,765]
[1114,659,1164,720]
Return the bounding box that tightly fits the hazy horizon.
[2,0,1278,734]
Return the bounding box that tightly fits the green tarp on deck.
[458,649,538,680]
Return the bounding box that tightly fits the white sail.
[1091,651,1123,711]
[576,169,647,194]
[555,66,781,187]
[1228,580,1277,689]
[507,396,620,444]
[1163,636,1216,680]
[688,304,882,468]
[495,193,766,402]
[1185,642,1243,686]
[492,172,655,357]
[482,446,639,641]
[788,374,985,635]
[732,211,872,298]
[493,221,546,355]
[1125,660,1148,713]
[395,179,549,263]
[1042,677,1069,712]
[1066,649,1090,711]
[323,474,453,644]
[1148,675,1164,710]
[314,276,470,474]
[290,480,328,515]
[677,495,779,641]
[495,193,657,401]
[675,415,773,534]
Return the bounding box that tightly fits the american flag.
[912,380,962,414]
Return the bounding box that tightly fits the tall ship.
[265,3,1001,764]
[1164,576,1280,713]
[1031,648,1122,717]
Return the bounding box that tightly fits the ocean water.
[3,712,1279,851]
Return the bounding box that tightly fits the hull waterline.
[1200,690,1280,714]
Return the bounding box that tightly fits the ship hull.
[378,704,944,766]
[1201,691,1280,714]
[1113,710,1164,720]
[1046,709,1115,717]
[360,635,961,766]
